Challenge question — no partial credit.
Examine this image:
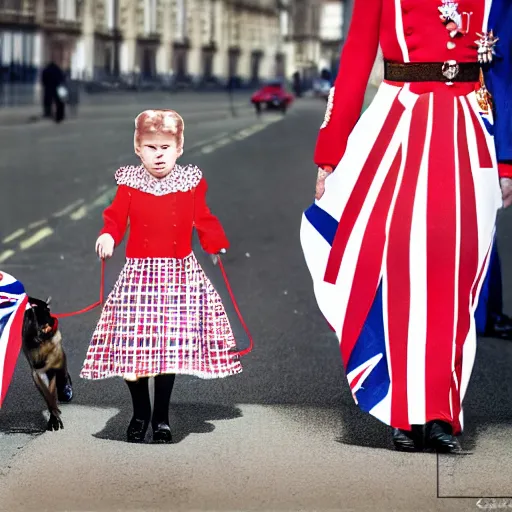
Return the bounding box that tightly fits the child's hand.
[96,233,115,259]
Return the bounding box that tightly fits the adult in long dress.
[300,0,512,453]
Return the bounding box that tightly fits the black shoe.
[127,417,149,443]
[152,422,173,444]
[425,421,461,453]
[392,427,423,452]
[57,374,73,403]
[484,314,512,340]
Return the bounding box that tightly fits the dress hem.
[79,367,243,381]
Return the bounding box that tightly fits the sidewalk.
[0,91,255,126]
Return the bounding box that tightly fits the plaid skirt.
[80,254,243,380]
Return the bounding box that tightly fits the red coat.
[315,0,512,178]
[100,164,229,258]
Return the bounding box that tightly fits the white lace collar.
[114,164,202,195]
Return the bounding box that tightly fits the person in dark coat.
[41,60,66,123]
[475,240,512,340]
[292,71,302,98]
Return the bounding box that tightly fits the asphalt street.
[0,90,512,511]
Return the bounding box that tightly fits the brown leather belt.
[384,60,480,83]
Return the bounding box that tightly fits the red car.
[250,80,294,114]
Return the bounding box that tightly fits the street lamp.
[113,0,120,78]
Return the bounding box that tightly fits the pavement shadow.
[92,402,243,444]
[0,410,48,435]
[335,405,393,451]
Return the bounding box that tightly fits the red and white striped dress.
[301,0,505,434]
[80,164,243,381]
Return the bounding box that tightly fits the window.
[319,2,343,41]
[144,0,157,34]
[57,0,76,20]
[175,0,186,40]
[279,11,288,37]
[106,0,115,30]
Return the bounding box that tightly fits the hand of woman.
[95,233,115,259]
[500,178,512,209]
[315,166,333,200]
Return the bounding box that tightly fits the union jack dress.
[300,0,511,435]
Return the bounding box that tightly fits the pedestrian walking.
[80,109,243,444]
[41,60,67,123]
[300,0,512,453]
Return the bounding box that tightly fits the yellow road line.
[53,199,85,218]
[201,137,233,154]
[0,250,15,263]
[2,228,26,244]
[28,219,47,229]
[70,206,88,221]
[90,189,116,208]
[19,227,54,251]
[188,132,229,152]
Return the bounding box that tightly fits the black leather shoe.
[57,375,73,403]
[152,422,173,444]
[392,427,423,451]
[484,314,512,340]
[425,421,461,453]
[127,418,149,443]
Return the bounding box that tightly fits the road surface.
[0,90,511,512]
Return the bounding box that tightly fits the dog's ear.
[46,296,52,307]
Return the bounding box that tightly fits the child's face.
[136,134,182,178]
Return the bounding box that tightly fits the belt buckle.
[442,60,459,85]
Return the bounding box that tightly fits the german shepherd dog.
[22,297,73,431]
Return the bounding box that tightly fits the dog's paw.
[47,413,64,431]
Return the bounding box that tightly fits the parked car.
[250,80,294,114]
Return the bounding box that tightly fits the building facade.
[318,0,342,76]
[288,0,322,85]
[0,0,300,86]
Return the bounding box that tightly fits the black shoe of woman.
[425,421,461,453]
[392,425,424,452]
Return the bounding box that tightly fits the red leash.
[217,257,254,357]
[53,260,106,319]
[52,257,254,357]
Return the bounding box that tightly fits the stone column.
[156,0,171,74]
[119,0,137,74]
[77,0,95,80]
[236,11,249,81]
[186,0,202,78]
[211,0,225,79]
[261,17,276,80]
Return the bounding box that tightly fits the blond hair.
[133,109,184,152]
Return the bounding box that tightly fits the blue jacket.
[486,0,512,163]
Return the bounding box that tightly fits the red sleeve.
[99,185,131,246]
[193,178,230,254]
[498,162,512,179]
[314,0,382,169]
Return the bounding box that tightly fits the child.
[80,109,243,443]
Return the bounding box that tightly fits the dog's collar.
[50,316,59,334]
[38,316,59,339]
